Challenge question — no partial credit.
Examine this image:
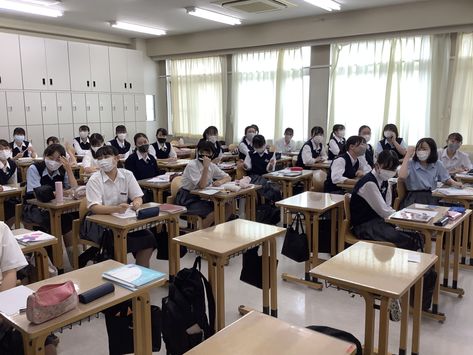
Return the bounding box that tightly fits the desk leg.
[330,208,337,256]
[133,292,152,355]
[453,226,461,291]
[432,232,443,315]
[168,219,179,278]
[469,213,473,266]
[460,213,470,265]
[216,258,225,331]
[412,278,424,355]
[337,205,344,254]
[218,200,226,224]
[399,291,409,355]
[113,230,128,264]
[207,257,218,331]
[362,292,376,355]
[35,248,49,280]
[152,189,159,203]
[443,232,452,287]
[441,226,465,296]
[50,210,64,271]
[304,212,312,280]
[23,334,47,355]
[262,241,270,316]
[212,198,220,226]
[311,213,320,268]
[378,296,390,355]
[251,191,257,221]
[270,238,278,317]
[0,196,5,221]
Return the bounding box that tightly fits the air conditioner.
[212,0,295,14]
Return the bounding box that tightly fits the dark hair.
[46,136,59,145]
[90,133,104,146]
[284,128,294,136]
[383,124,399,137]
[156,128,168,136]
[13,127,25,135]
[311,126,324,137]
[115,125,127,134]
[251,124,259,134]
[96,145,118,159]
[329,124,345,140]
[377,150,400,171]
[197,140,215,155]
[43,143,66,158]
[203,126,218,139]
[252,134,266,149]
[0,139,10,148]
[413,138,438,164]
[341,135,365,154]
[447,132,463,143]
[79,125,90,132]
[134,133,148,145]
[358,125,371,135]
[244,125,256,135]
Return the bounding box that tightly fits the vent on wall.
[212,0,295,13]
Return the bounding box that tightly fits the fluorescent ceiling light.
[186,7,241,26]
[0,0,63,17]
[304,0,341,12]
[111,21,166,36]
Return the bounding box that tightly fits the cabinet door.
[134,94,146,122]
[111,94,124,122]
[40,92,58,125]
[125,121,136,139]
[59,123,74,145]
[6,91,26,126]
[87,123,101,135]
[26,125,45,156]
[85,93,100,123]
[109,47,128,93]
[101,122,114,142]
[90,44,111,92]
[127,50,144,93]
[0,126,9,140]
[0,33,23,90]
[98,93,112,123]
[45,39,70,91]
[43,124,59,142]
[20,36,48,90]
[24,92,43,125]
[135,121,147,136]
[57,92,73,124]
[0,92,7,126]
[71,93,87,123]
[123,94,135,122]
[68,42,91,92]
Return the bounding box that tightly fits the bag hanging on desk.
[154,225,187,260]
[240,246,278,289]
[33,185,55,203]
[281,213,310,262]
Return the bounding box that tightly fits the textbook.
[159,203,186,213]
[103,264,166,291]
[390,208,438,223]
[15,231,56,245]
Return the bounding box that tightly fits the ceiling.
[0,0,429,38]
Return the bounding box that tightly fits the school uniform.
[73,137,91,156]
[296,139,326,168]
[0,159,18,221]
[438,148,472,173]
[149,142,177,160]
[365,144,375,168]
[175,159,229,217]
[324,152,360,193]
[244,150,282,202]
[0,222,28,286]
[108,138,132,158]
[85,169,156,252]
[327,136,345,160]
[401,159,450,208]
[238,138,254,160]
[125,152,164,203]
[197,139,224,160]
[82,150,99,170]
[275,137,296,153]
[9,141,33,158]
[375,138,407,160]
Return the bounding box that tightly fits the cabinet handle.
[124,83,127,89]
[130,83,132,89]
[49,78,53,86]
[93,81,96,87]
[86,105,91,111]
[112,105,116,111]
[42,78,46,85]
[42,105,47,112]
[124,106,128,111]
[87,80,90,87]
[135,105,139,111]
[99,105,103,111]
[0,76,2,84]
[7,105,12,112]
[73,106,77,111]
[25,106,30,112]
[58,105,62,112]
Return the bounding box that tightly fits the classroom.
[1,0,473,354]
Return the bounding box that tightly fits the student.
[9,127,37,160]
[358,125,375,172]
[0,140,18,227]
[73,125,91,156]
[296,126,327,168]
[398,138,463,208]
[108,125,132,159]
[85,146,156,267]
[82,133,104,174]
[438,132,472,174]
[149,128,177,161]
[275,127,296,154]
[244,134,282,202]
[251,124,260,135]
[198,126,223,163]
[46,136,77,165]
[324,135,368,193]
[238,125,257,160]
[175,141,231,228]
[327,124,346,160]
[375,123,407,160]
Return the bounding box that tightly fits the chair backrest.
[343,193,351,222]
[311,170,327,192]
[393,178,406,210]
[78,198,88,220]
[170,176,183,200]
[228,143,238,152]
[189,148,196,159]
[170,140,179,147]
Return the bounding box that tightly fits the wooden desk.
[86,202,185,278]
[282,151,300,157]
[0,260,165,355]
[310,242,437,355]
[276,192,344,290]
[386,205,471,321]
[28,198,81,271]
[455,173,473,184]
[336,182,356,192]
[137,179,171,203]
[220,152,239,162]
[13,228,58,280]
[159,159,191,172]
[263,170,313,199]
[307,161,331,172]
[192,185,261,224]
[186,311,356,355]
[174,219,285,330]
[276,156,293,169]
[0,186,22,221]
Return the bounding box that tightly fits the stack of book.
[102,264,166,291]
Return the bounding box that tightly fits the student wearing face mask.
[375,123,407,161]
[46,136,77,166]
[358,125,375,170]
[82,133,104,174]
[149,128,177,161]
[73,125,91,156]
[296,126,327,168]
[9,127,37,160]
[238,125,257,160]
[399,138,463,208]
[324,136,369,193]
[275,127,296,154]
[107,125,132,159]
[176,141,231,228]
[198,126,223,164]
[327,124,346,160]
[85,146,156,267]
[0,140,18,227]
[438,132,472,175]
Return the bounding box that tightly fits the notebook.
[15,231,56,245]
[0,286,34,316]
[159,203,186,213]
[103,264,166,291]
[390,208,438,223]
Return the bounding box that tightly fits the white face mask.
[0,149,12,161]
[362,134,371,143]
[312,135,324,144]
[208,136,218,144]
[117,133,127,141]
[384,131,394,139]
[246,132,255,142]
[79,131,89,139]
[45,158,63,171]
[255,147,265,154]
[416,150,430,161]
[91,145,102,153]
[14,135,25,143]
[379,168,397,181]
[97,157,115,172]
[337,130,345,138]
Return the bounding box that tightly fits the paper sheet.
[199,189,220,195]
[408,253,421,263]
[112,208,137,219]
[0,185,17,191]
[0,285,34,316]
[435,188,473,196]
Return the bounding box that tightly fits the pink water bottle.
[55,181,63,203]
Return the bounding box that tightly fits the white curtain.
[449,33,473,143]
[329,35,450,145]
[232,47,310,144]
[167,56,226,137]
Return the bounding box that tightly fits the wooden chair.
[393,178,407,211]
[339,193,395,253]
[71,198,99,269]
[167,176,202,230]
[170,140,179,147]
[228,143,238,153]
[14,187,42,230]
[311,170,327,192]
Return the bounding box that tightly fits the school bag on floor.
[306,325,363,355]
[162,257,215,355]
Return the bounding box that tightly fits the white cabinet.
[101,122,114,142]
[0,33,23,90]
[0,126,9,139]
[71,93,86,123]
[43,124,59,142]
[5,91,26,126]
[135,121,147,136]
[59,123,74,144]
[57,93,72,124]
[109,47,144,93]
[90,45,111,92]
[45,39,70,91]
[134,94,146,121]
[24,92,42,125]
[85,93,100,123]
[69,43,111,92]
[27,125,45,155]
[111,94,124,122]
[98,93,112,122]
[123,94,135,122]
[127,50,144,94]
[0,92,7,126]
[40,92,58,125]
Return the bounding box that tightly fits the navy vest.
[324,153,359,193]
[109,138,131,155]
[124,152,161,181]
[74,137,91,151]
[327,138,345,160]
[25,162,66,200]
[152,142,172,159]
[365,144,374,168]
[198,139,222,160]
[296,140,322,168]
[9,141,30,158]
[239,139,254,160]
[248,151,273,176]
[0,158,17,185]
[350,172,389,227]
[379,138,404,160]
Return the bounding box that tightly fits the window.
[145,95,155,122]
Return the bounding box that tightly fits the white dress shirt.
[301,141,327,166]
[181,159,229,191]
[438,148,472,172]
[0,222,28,285]
[330,153,367,184]
[328,136,345,157]
[243,150,276,172]
[149,143,177,159]
[0,160,17,184]
[73,138,90,156]
[106,138,132,159]
[275,137,296,153]
[82,150,99,169]
[26,165,70,193]
[357,170,395,219]
[238,139,253,158]
[375,138,408,157]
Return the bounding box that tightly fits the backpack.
[256,204,280,225]
[162,257,216,355]
[306,325,362,355]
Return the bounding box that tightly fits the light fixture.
[304,0,341,12]
[110,21,166,36]
[186,7,241,26]
[0,0,63,17]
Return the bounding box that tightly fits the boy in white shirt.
[274,127,296,154]
[82,133,105,174]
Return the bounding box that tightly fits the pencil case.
[137,206,160,220]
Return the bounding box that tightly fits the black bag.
[33,185,55,202]
[104,300,162,355]
[0,326,23,355]
[240,246,278,289]
[306,325,362,355]
[162,257,216,355]
[281,213,310,262]
[154,225,187,260]
[78,212,114,268]
[410,267,437,311]
[256,204,280,225]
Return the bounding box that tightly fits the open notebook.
[390,208,438,223]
